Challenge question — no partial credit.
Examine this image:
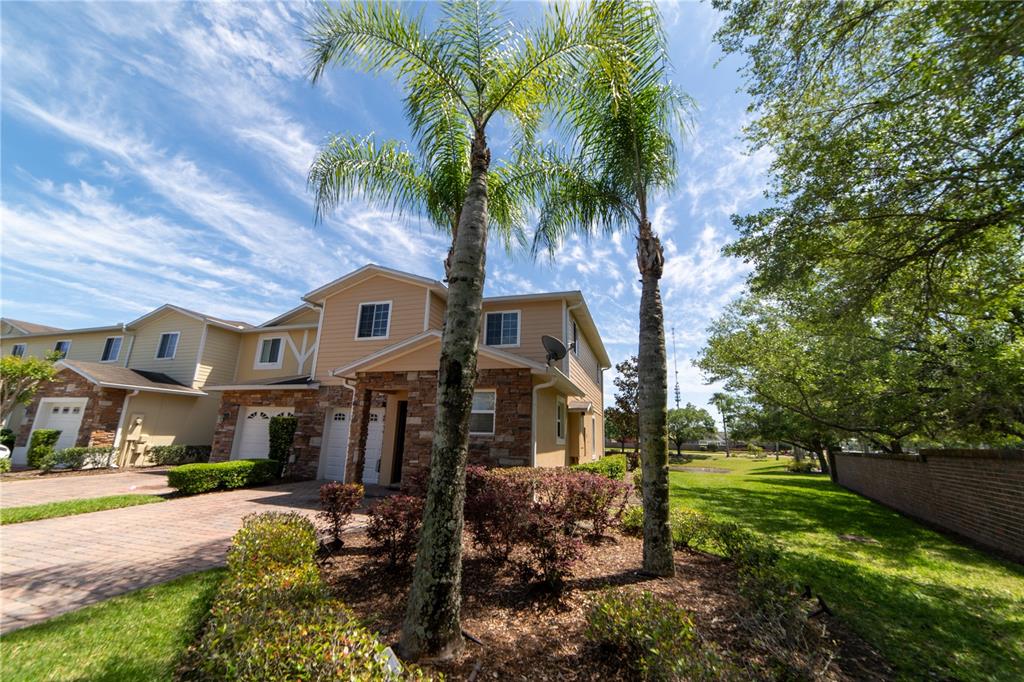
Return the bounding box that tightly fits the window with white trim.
[11,343,26,357]
[54,340,71,359]
[484,311,519,347]
[255,337,283,369]
[156,332,179,359]
[356,302,391,339]
[469,390,496,435]
[556,396,566,444]
[571,320,579,356]
[101,336,122,362]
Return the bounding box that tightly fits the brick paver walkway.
[0,468,175,508]
[0,481,339,633]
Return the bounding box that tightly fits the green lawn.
[1,494,165,525]
[670,457,1024,681]
[0,569,223,681]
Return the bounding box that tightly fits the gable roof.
[259,303,319,328]
[329,330,548,378]
[302,264,448,303]
[126,304,252,331]
[2,318,65,335]
[57,360,206,396]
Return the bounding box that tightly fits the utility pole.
[671,326,681,409]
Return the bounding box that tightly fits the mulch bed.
[322,530,892,681]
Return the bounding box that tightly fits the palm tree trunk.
[399,131,490,660]
[636,220,674,577]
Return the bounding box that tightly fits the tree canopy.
[666,403,716,452]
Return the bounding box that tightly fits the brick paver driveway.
[0,468,174,508]
[0,481,333,634]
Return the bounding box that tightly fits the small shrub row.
[586,591,733,681]
[167,459,278,495]
[39,446,113,472]
[183,512,429,680]
[0,458,10,474]
[785,459,817,473]
[461,466,630,589]
[571,454,627,480]
[318,482,363,545]
[366,495,424,567]
[148,444,211,466]
[27,429,61,469]
[0,427,15,449]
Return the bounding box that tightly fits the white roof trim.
[205,382,320,391]
[127,304,249,332]
[260,302,319,327]
[302,264,448,303]
[1,324,123,339]
[56,361,206,396]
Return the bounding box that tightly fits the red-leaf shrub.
[318,482,364,545]
[366,495,424,566]
[464,466,535,561]
[561,470,630,541]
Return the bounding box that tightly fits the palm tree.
[534,0,693,577]
[304,0,629,659]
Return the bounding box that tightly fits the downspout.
[566,300,584,374]
[531,371,558,467]
[112,389,140,468]
[121,323,135,368]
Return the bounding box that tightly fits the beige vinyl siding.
[1,321,28,337]
[480,299,563,366]
[195,326,241,387]
[126,311,205,386]
[567,315,605,461]
[314,276,431,381]
[235,327,318,383]
[118,392,220,466]
[534,383,567,467]
[0,330,123,364]
[428,292,446,330]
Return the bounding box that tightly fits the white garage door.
[362,408,386,485]
[233,407,294,460]
[33,400,88,452]
[320,408,350,481]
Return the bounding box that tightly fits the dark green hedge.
[40,446,113,471]
[27,429,61,469]
[167,459,278,495]
[148,444,212,466]
[571,454,627,480]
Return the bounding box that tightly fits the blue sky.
[0,1,769,417]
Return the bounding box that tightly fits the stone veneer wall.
[210,386,355,479]
[15,368,126,449]
[833,449,1024,563]
[345,368,533,487]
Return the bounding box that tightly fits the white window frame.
[555,395,566,444]
[100,335,123,363]
[354,301,392,340]
[469,389,496,436]
[54,340,71,359]
[484,310,521,348]
[11,343,26,357]
[154,332,180,360]
[253,334,285,370]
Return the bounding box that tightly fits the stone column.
[346,383,373,484]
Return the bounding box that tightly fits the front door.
[391,401,408,484]
[362,408,386,485]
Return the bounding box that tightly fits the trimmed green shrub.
[148,444,211,466]
[786,458,817,473]
[632,466,642,490]
[586,591,730,681]
[0,427,15,449]
[167,459,278,495]
[621,505,643,536]
[40,446,113,471]
[571,454,627,480]
[27,429,61,469]
[0,458,10,474]
[184,512,431,681]
[268,415,297,474]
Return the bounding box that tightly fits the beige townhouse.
[1,306,248,466]
[205,264,610,486]
[2,264,610,485]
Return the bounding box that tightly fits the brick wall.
[345,368,533,487]
[210,386,354,479]
[834,449,1024,562]
[15,369,126,449]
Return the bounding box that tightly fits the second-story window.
[11,343,26,357]
[54,340,71,359]
[156,332,179,359]
[255,337,283,369]
[356,302,391,339]
[571,320,579,355]
[101,336,122,362]
[485,311,519,347]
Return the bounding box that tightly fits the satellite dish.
[541,335,567,364]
